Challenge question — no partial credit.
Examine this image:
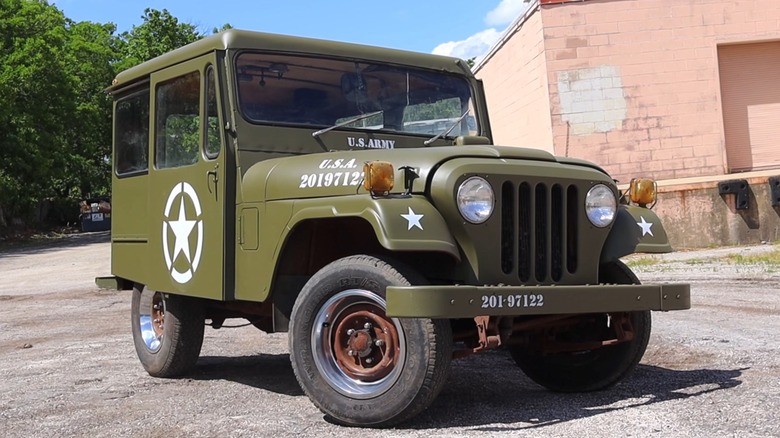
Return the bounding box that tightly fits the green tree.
[0,4,215,231]
[58,20,120,202]
[0,1,121,228]
[213,23,233,34]
[0,0,72,225]
[117,8,203,72]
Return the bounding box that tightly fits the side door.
[146,55,227,300]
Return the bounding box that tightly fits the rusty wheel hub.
[151,293,165,337]
[332,307,400,381]
[312,289,406,399]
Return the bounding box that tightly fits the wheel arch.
[263,197,461,330]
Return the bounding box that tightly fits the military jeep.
[97,29,690,427]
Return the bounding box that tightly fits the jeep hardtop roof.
[110,29,472,92]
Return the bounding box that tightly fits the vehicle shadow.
[407,351,745,431]
[188,349,744,430]
[192,353,304,397]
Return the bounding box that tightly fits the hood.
[241,145,609,202]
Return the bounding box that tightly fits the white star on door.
[401,207,424,230]
[637,216,654,237]
[168,198,197,263]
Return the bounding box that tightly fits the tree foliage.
[0,0,73,226]
[0,3,211,231]
[117,8,203,72]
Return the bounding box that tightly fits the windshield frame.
[232,51,480,139]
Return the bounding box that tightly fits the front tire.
[510,261,651,392]
[131,284,205,377]
[289,256,452,427]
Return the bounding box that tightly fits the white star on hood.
[401,207,424,230]
[637,216,654,237]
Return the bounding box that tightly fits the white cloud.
[431,1,532,64]
[485,0,531,27]
[432,28,501,62]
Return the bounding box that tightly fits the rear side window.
[204,66,220,159]
[114,89,150,176]
[155,71,200,169]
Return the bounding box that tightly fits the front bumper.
[386,283,690,318]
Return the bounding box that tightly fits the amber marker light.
[363,161,394,195]
[629,178,657,208]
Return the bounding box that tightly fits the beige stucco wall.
[540,0,780,183]
[475,9,554,152]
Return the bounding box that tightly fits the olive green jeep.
[97,29,690,427]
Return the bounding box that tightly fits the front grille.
[501,181,579,283]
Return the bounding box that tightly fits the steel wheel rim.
[138,289,165,353]
[312,289,406,399]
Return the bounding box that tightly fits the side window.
[114,89,150,176]
[155,71,200,169]
[205,66,220,158]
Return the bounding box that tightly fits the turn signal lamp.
[363,161,394,195]
[628,178,657,208]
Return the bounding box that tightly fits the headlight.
[585,184,617,227]
[457,177,494,224]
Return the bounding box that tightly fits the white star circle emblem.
[401,207,424,230]
[637,216,654,237]
[162,182,204,284]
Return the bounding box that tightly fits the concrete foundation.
[645,170,780,249]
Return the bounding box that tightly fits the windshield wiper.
[423,109,470,146]
[312,110,384,138]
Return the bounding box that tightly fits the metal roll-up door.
[718,41,780,172]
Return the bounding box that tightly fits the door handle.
[207,164,219,197]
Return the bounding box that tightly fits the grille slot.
[534,184,547,282]
[518,182,532,282]
[500,183,515,275]
[501,181,579,283]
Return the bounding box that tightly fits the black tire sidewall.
[130,284,204,377]
[289,257,441,426]
[511,261,652,392]
[512,310,651,392]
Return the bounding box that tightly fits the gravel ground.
[1,233,778,437]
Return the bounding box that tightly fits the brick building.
[475,0,780,248]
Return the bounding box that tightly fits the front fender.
[287,195,460,260]
[235,195,459,303]
[600,206,673,263]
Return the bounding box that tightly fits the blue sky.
[52,0,532,61]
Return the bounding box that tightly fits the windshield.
[235,52,478,138]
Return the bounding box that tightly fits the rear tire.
[509,261,651,392]
[131,284,204,377]
[289,255,452,427]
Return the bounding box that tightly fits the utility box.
[80,198,111,232]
